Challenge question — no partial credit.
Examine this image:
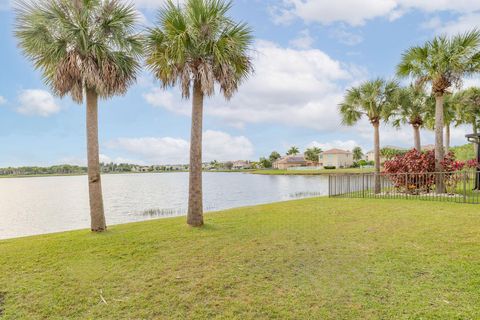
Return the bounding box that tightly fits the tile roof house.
[232,160,252,170]
[320,149,353,168]
[273,155,308,170]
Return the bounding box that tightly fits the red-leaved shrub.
[383,150,461,194]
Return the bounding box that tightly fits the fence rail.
[329,170,480,204]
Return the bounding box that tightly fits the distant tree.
[339,78,399,193]
[397,30,480,193]
[352,147,364,162]
[269,151,281,162]
[15,0,142,231]
[224,162,234,170]
[287,146,300,155]
[259,157,272,168]
[304,147,322,162]
[380,147,407,161]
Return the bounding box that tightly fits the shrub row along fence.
[328,170,480,204]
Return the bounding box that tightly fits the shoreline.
[0,168,374,179]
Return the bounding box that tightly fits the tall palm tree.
[339,78,399,193]
[352,146,364,162]
[397,30,480,192]
[145,0,253,227]
[424,93,457,153]
[15,0,142,231]
[287,146,300,155]
[391,85,429,151]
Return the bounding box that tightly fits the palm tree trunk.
[187,81,204,227]
[473,123,478,156]
[413,124,421,152]
[86,89,106,232]
[434,95,445,193]
[445,123,450,153]
[373,122,381,194]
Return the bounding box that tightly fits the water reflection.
[0,172,328,239]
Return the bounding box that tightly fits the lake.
[0,172,328,239]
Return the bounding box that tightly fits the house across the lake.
[273,155,308,170]
[232,160,252,170]
[320,149,353,168]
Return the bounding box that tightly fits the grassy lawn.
[1,198,480,319]
[251,168,374,175]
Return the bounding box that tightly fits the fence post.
[328,175,330,197]
[362,173,365,198]
[463,171,467,203]
[405,172,408,199]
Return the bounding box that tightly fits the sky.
[1,0,480,166]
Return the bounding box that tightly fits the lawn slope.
[1,198,480,319]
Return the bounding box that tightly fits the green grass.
[251,168,374,175]
[451,143,476,161]
[1,197,480,319]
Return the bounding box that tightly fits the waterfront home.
[232,160,252,170]
[273,155,308,169]
[320,149,353,168]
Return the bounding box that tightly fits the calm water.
[0,172,328,239]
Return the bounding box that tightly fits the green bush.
[324,166,336,169]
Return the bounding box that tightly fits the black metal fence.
[329,170,480,204]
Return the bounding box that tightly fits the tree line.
[339,30,480,193]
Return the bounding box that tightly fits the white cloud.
[462,76,480,89]
[0,96,6,105]
[16,89,61,117]
[272,0,480,26]
[308,139,359,152]
[424,12,480,36]
[289,29,315,49]
[330,28,363,46]
[107,130,254,164]
[143,40,367,131]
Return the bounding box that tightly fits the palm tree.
[456,87,480,154]
[304,147,322,162]
[15,0,142,231]
[269,151,281,162]
[287,146,300,155]
[352,146,364,162]
[145,0,253,227]
[397,30,480,192]
[339,78,399,193]
[424,93,457,153]
[391,85,429,151]
[456,87,480,134]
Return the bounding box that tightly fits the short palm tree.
[397,30,480,192]
[287,146,300,156]
[391,85,429,151]
[352,146,364,162]
[145,0,253,227]
[456,87,480,155]
[456,87,480,135]
[339,78,399,193]
[15,0,142,232]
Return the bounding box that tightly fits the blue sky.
[1,0,480,166]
